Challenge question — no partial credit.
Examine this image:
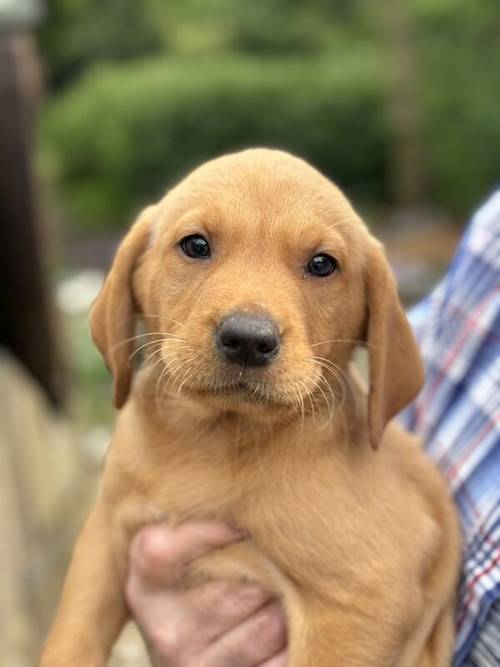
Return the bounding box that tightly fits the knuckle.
[196,581,268,621]
[147,622,183,659]
[191,582,235,626]
[229,584,268,613]
[252,604,286,648]
[134,527,173,576]
[198,580,235,607]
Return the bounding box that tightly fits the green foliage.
[38,0,500,229]
[39,0,373,89]
[39,0,163,87]
[41,54,388,230]
[416,0,500,212]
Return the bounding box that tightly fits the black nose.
[216,312,280,367]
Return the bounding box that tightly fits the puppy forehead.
[155,149,367,251]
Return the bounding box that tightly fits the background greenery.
[38,0,500,231]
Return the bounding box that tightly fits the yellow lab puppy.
[40,149,460,667]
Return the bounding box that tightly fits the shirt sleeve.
[398,190,500,667]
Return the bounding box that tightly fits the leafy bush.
[40,54,388,230]
[417,3,500,213]
[41,48,500,232]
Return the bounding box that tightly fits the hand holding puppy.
[127,522,288,667]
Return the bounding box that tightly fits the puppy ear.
[89,206,155,408]
[364,241,424,449]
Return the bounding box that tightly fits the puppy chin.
[185,381,294,419]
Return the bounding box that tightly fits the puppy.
[40,149,461,666]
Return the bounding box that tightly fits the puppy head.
[90,149,423,447]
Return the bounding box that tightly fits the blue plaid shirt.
[399,191,500,666]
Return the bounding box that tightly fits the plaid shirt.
[399,191,500,666]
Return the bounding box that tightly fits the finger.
[126,574,274,655]
[127,581,269,665]
[260,649,288,666]
[186,580,273,642]
[203,601,287,667]
[130,521,246,585]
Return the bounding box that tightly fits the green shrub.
[418,7,500,214]
[41,50,500,231]
[40,54,388,230]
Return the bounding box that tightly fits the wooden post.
[0,35,64,407]
[379,0,428,206]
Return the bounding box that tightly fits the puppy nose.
[216,312,280,367]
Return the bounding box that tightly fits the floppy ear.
[364,241,424,449]
[89,207,155,409]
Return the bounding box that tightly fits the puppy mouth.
[192,378,286,407]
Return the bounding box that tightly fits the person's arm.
[126,521,288,666]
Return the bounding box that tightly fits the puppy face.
[91,149,424,447]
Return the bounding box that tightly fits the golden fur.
[40,149,461,666]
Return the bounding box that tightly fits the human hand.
[126,521,288,666]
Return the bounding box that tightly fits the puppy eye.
[180,234,211,259]
[306,253,338,277]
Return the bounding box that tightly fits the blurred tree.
[414,0,500,210]
[39,0,376,89]
[144,0,342,55]
[39,0,163,88]
[41,54,386,229]
[37,0,500,225]
[377,0,428,206]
